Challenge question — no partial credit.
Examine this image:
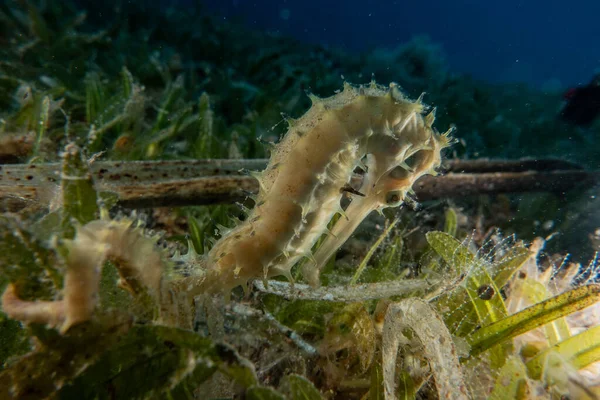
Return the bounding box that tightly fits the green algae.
[0,1,598,399]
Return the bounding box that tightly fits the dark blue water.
[203,0,600,89]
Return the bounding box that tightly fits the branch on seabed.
[0,158,596,210]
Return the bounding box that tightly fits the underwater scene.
[0,0,599,398]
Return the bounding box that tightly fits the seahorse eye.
[385,190,404,206]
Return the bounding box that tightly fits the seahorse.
[184,81,451,296]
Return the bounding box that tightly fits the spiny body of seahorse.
[192,82,451,295]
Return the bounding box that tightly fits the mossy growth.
[0,1,599,399]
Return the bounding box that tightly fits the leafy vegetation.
[0,1,599,399]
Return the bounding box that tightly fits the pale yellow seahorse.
[186,81,451,296]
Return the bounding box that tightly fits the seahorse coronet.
[192,81,450,294]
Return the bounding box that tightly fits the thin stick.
[253,278,437,302]
[1,158,597,210]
